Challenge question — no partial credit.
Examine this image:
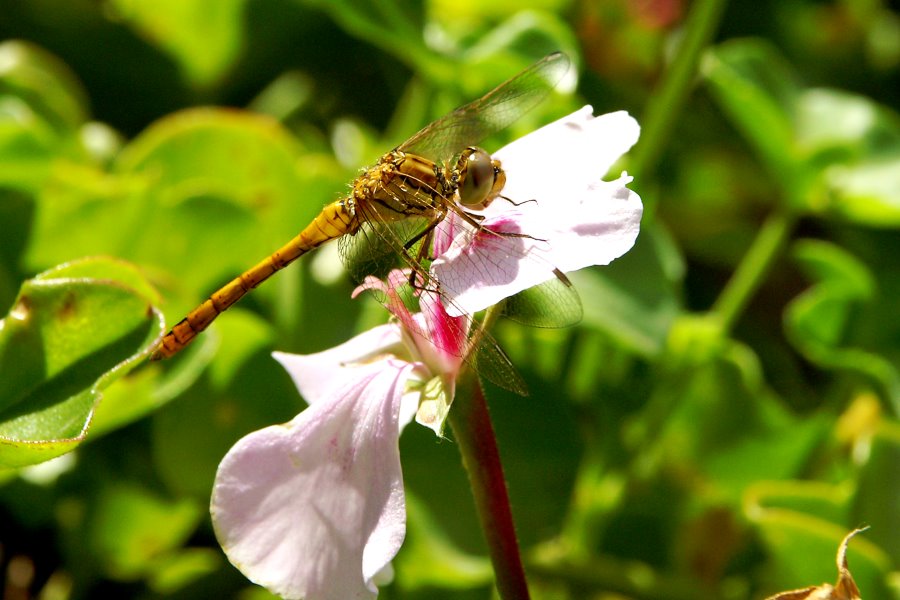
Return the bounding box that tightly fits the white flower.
[432,106,643,316]
[210,278,466,600]
[209,107,643,600]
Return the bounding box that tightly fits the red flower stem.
[448,378,530,599]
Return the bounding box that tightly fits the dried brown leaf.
[764,527,867,600]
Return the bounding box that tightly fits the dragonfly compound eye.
[458,147,496,207]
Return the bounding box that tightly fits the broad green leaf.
[107,0,247,87]
[88,484,203,580]
[35,255,162,305]
[114,108,307,222]
[795,89,900,161]
[790,239,874,299]
[0,98,59,191]
[0,40,89,131]
[0,257,162,468]
[147,548,221,594]
[29,108,342,321]
[796,88,900,226]
[823,158,900,226]
[702,39,803,191]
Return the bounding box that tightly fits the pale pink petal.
[415,290,467,374]
[536,175,642,274]
[272,324,403,405]
[353,271,419,334]
[432,108,643,315]
[490,107,640,211]
[211,360,415,600]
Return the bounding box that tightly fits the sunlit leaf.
[0,257,162,468]
[0,40,89,131]
[107,0,247,87]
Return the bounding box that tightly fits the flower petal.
[491,107,640,209]
[211,360,414,600]
[432,108,643,315]
[273,324,403,405]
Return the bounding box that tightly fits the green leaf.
[29,108,340,319]
[702,39,804,191]
[0,97,59,191]
[796,88,900,226]
[784,240,900,407]
[147,548,221,594]
[823,158,900,226]
[571,223,682,358]
[0,40,90,131]
[704,40,900,225]
[0,257,163,468]
[88,484,203,580]
[107,0,247,87]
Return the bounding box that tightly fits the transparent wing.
[344,202,529,395]
[399,52,570,162]
[468,330,528,395]
[338,216,430,282]
[502,271,583,328]
[433,212,584,329]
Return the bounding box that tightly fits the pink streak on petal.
[416,291,467,374]
[211,360,414,600]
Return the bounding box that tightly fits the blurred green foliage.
[0,0,898,598]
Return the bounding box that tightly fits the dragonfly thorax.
[350,150,452,224]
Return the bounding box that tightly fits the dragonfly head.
[457,147,505,209]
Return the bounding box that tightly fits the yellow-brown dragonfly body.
[150,53,571,364]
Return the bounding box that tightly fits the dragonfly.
[150,52,582,391]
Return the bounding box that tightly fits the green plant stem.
[448,378,530,600]
[712,210,796,332]
[630,0,729,180]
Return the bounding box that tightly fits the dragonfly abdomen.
[150,200,357,360]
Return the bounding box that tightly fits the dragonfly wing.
[469,330,528,395]
[502,270,583,328]
[339,216,430,281]
[398,53,570,162]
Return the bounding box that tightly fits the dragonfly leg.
[404,216,442,288]
[402,212,443,252]
[497,194,539,207]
